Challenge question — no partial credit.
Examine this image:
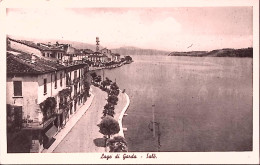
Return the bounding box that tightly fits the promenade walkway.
[42,89,95,153]
[43,86,128,153]
[53,86,107,153]
[113,91,129,137]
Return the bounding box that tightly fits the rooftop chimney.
[31,54,36,63]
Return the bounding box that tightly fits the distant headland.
[168,48,253,58]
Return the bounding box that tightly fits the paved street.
[53,86,107,153]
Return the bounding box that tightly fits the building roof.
[93,52,102,54]
[7,52,66,75]
[8,38,65,52]
[78,49,94,54]
[101,54,108,57]
[65,45,76,54]
[88,54,101,58]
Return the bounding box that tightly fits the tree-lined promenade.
[53,83,128,152]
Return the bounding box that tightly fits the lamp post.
[148,121,161,152]
[152,104,155,137]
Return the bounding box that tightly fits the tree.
[98,116,120,139]
[109,89,120,96]
[121,58,125,62]
[39,97,57,121]
[101,77,112,91]
[95,75,102,85]
[107,136,128,152]
[103,103,115,117]
[100,81,106,91]
[104,77,112,88]
[90,72,97,83]
[103,108,115,117]
[110,82,119,91]
[125,56,132,62]
[90,72,97,79]
[107,95,118,105]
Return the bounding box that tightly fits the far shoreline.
[168,47,253,58]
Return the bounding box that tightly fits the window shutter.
[13,81,22,96]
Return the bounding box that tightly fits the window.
[54,73,57,89]
[74,86,77,96]
[44,79,47,94]
[60,73,63,87]
[74,71,77,80]
[66,72,69,86]
[13,81,22,97]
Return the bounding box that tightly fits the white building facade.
[7,52,90,153]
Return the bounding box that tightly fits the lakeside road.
[53,86,128,153]
[53,86,107,153]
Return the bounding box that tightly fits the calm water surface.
[97,55,253,152]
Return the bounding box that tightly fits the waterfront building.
[78,49,94,61]
[8,37,65,62]
[62,44,77,64]
[114,53,121,62]
[6,51,90,153]
[100,48,114,62]
[88,51,108,66]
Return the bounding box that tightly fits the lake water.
[96,55,253,152]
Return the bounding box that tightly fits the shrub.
[107,136,128,152]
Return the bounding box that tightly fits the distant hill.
[168,48,253,57]
[111,47,171,55]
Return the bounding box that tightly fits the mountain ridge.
[7,36,252,57]
[168,48,253,57]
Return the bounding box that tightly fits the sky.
[6,7,253,51]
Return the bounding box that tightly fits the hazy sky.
[6,7,253,51]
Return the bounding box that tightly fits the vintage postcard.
[0,0,259,164]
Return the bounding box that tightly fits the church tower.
[96,37,100,52]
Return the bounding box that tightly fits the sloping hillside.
[168,48,253,57]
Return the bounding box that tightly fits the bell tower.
[96,37,100,52]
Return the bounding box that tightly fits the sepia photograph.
[0,0,259,164]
